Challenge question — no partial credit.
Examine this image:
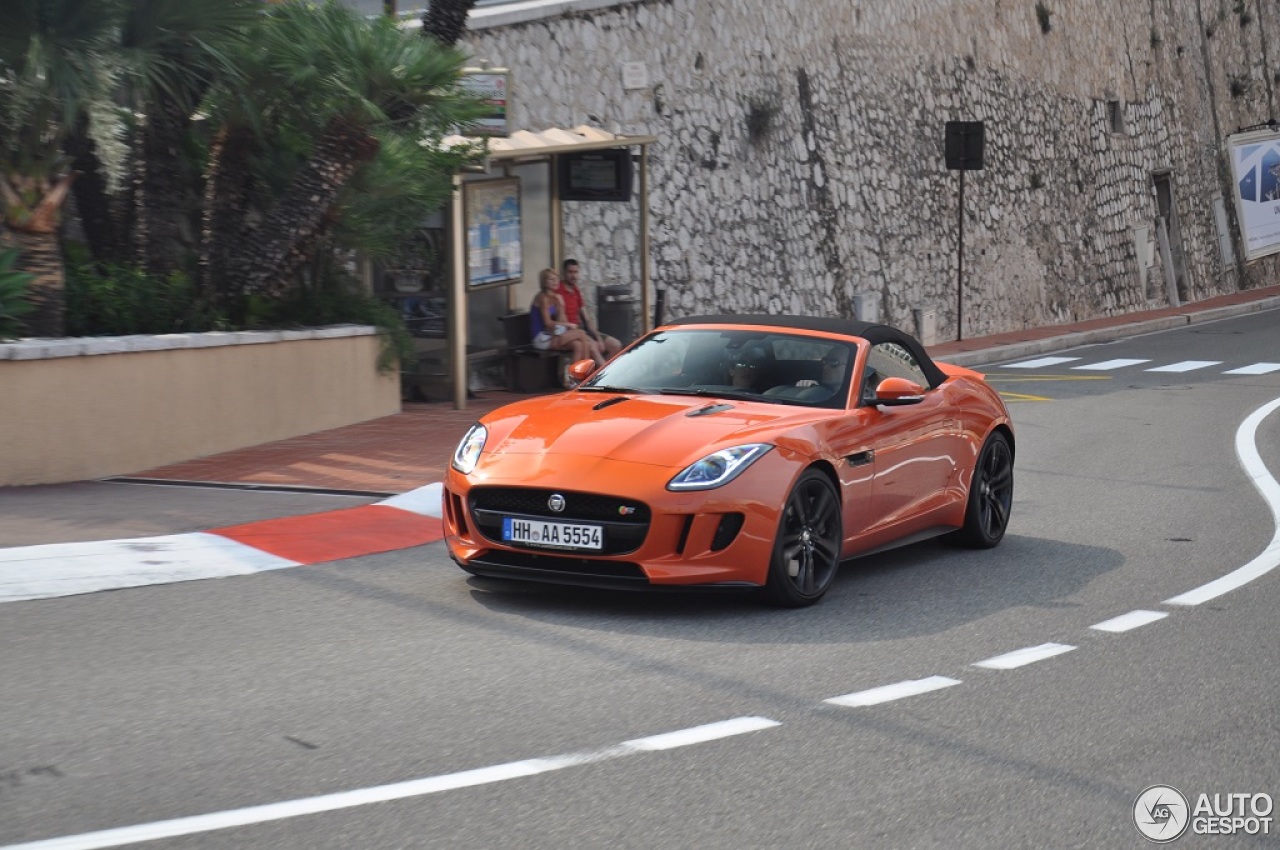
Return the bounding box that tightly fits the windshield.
[579,328,858,408]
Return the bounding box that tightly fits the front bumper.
[443,452,797,588]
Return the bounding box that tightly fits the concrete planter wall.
[0,326,399,487]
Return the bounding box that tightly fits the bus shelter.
[440,125,658,409]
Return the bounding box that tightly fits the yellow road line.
[998,391,1053,402]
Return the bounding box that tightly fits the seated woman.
[531,268,605,369]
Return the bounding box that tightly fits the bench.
[498,312,567,392]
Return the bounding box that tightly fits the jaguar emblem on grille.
[547,494,566,513]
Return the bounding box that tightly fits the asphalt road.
[3,311,1279,849]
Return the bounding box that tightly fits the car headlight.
[452,423,488,474]
[668,444,772,491]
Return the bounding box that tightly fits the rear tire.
[946,431,1013,548]
[763,469,843,607]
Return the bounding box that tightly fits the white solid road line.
[1090,610,1169,632]
[1166,395,1280,605]
[972,643,1076,670]
[0,717,780,850]
[823,676,961,707]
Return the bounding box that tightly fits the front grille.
[470,487,651,523]
[468,487,651,555]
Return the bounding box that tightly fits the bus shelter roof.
[442,124,657,160]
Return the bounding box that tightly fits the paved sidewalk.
[125,284,1280,496]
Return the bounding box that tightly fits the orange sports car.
[443,315,1013,606]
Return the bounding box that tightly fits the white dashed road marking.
[1090,610,1169,632]
[972,643,1076,669]
[1224,362,1280,375]
[1004,356,1081,369]
[1145,360,1222,372]
[0,717,780,850]
[823,676,962,707]
[1072,359,1151,371]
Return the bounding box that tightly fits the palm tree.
[206,2,483,304]
[0,0,123,335]
[118,0,258,277]
[420,0,477,46]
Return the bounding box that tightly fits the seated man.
[557,259,623,359]
[765,346,848,403]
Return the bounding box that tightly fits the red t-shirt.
[556,281,585,326]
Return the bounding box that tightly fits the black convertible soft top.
[666,313,948,388]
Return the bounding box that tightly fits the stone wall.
[465,0,1277,339]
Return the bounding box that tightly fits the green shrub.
[0,247,36,340]
[65,247,223,336]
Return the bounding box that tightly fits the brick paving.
[129,285,1280,495]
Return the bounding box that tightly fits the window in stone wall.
[1107,100,1127,135]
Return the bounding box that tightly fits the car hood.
[481,392,824,467]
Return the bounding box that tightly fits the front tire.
[763,469,843,607]
[947,431,1013,548]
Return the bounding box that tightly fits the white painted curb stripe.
[1072,359,1150,370]
[375,482,444,517]
[0,717,779,850]
[0,533,298,603]
[1003,356,1081,369]
[1146,360,1221,373]
[1166,395,1280,606]
[1090,610,1168,632]
[824,676,961,707]
[0,482,447,604]
[972,643,1076,670]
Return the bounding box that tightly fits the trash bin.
[597,284,638,345]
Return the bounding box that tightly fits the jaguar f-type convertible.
[443,315,1013,606]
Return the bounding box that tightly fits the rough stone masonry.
[466,0,1276,340]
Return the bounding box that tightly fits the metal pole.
[450,173,468,410]
[956,168,965,341]
[639,144,651,333]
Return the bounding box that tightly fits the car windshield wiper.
[577,385,648,394]
[658,387,760,402]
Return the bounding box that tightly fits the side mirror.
[874,376,926,406]
[567,359,597,384]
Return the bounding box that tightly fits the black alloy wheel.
[764,469,843,607]
[948,431,1014,548]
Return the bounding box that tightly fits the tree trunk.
[2,230,66,337]
[63,113,126,267]
[0,171,77,337]
[201,124,257,306]
[420,0,476,45]
[136,92,195,278]
[228,117,380,299]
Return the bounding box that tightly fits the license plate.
[502,517,603,550]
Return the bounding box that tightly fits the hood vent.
[686,403,734,417]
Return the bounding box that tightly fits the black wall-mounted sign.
[945,121,985,170]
